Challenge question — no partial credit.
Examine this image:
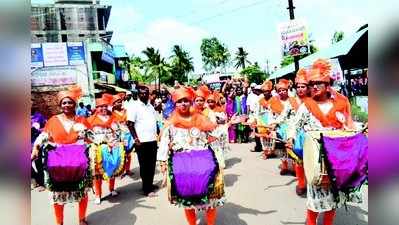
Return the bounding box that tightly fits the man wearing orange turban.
[266,79,300,174]
[286,59,357,225]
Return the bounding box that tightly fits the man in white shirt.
[127,85,158,197]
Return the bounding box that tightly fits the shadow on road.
[87,180,155,225]
[264,178,297,191]
[225,157,242,169]
[208,202,277,225]
[334,204,368,225]
[224,174,241,187]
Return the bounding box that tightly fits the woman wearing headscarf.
[88,93,125,205]
[157,87,225,225]
[31,86,91,225]
[287,59,360,225]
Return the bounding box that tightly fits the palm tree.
[142,47,170,90]
[170,45,194,84]
[234,47,250,69]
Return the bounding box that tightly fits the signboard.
[31,43,44,68]
[278,19,310,57]
[31,66,78,86]
[31,42,86,68]
[42,43,69,67]
[67,42,85,65]
[101,44,115,64]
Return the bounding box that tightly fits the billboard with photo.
[278,19,310,57]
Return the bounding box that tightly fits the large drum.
[45,144,91,192]
[91,143,125,180]
[169,148,221,205]
[303,130,364,188]
[322,132,368,192]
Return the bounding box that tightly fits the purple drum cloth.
[47,144,88,183]
[323,133,368,190]
[172,149,217,198]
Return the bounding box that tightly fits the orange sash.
[167,111,216,131]
[87,113,115,129]
[269,96,299,114]
[112,110,127,123]
[44,115,89,144]
[302,97,353,129]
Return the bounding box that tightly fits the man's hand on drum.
[285,138,293,149]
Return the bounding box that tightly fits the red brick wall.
[31,91,62,119]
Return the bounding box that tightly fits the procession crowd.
[31,58,368,225]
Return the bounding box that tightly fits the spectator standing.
[76,102,89,117]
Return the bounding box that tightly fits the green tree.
[331,31,345,44]
[234,47,251,69]
[240,63,269,84]
[200,37,231,72]
[169,45,194,84]
[142,47,171,89]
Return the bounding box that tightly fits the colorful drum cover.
[322,132,368,191]
[169,148,219,203]
[45,144,91,192]
[122,131,134,153]
[303,130,358,187]
[95,143,125,180]
[293,129,305,159]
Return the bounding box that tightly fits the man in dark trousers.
[127,85,159,197]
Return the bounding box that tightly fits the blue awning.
[269,27,368,80]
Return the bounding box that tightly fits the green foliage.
[142,47,171,85]
[331,31,345,44]
[169,45,194,85]
[350,98,368,123]
[200,37,231,72]
[240,64,269,84]
[234,47,251,69]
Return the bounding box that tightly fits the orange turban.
[276,79,290,90]
[206,92,220,102]
[295,68,309,84]
[57,85,82,104]
[195,85,210,100]
[308,59,332,83]
[112,93,125,104]
[96,93,113,107]
[262,80,273,91]
[172,87,195,103]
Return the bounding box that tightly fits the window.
[61,34,67,42]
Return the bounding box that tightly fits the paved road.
[31,143,368,225]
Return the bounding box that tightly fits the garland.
[167,147,220,207]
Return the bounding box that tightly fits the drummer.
[112,93,135,177]
[254,80,275,159]
[31,85,91,225]
[286,59,356,225]
[267,79,299,175]
[88,93,123,205]
[291,68,311,196]
[157,86,225,225]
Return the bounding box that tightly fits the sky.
[33,0,369,75]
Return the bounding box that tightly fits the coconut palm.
[234,47,251,69]
[170,45,194,84]
[142,47,171,90]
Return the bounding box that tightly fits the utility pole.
[287,0,300,73]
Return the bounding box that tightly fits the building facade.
[31,0,112,43]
